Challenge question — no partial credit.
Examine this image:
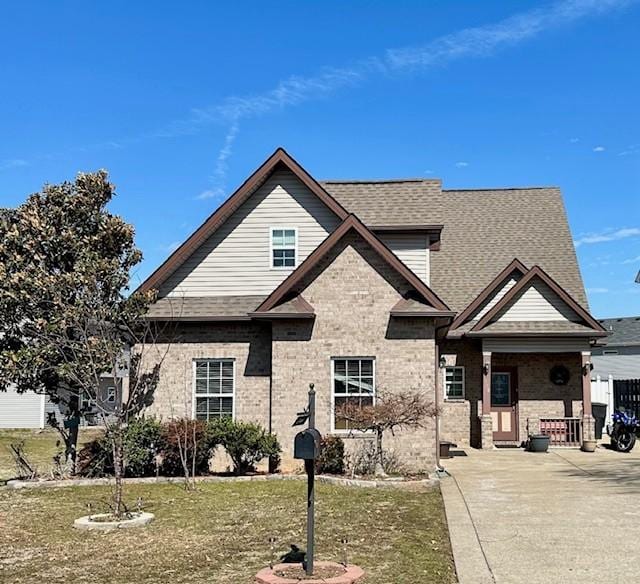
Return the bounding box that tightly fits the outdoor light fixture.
[483,364,490,375]
[582,362,594,375]
[439,356,446,369]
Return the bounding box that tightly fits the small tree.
[336,389,438,476]
[0,171,169,517]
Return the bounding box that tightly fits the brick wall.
[139,322,272,428]
[271,233,437,472]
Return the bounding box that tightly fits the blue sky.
[1,0,638,318]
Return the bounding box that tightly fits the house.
[592,317,640,380]
[0,377,123,429]
[137,148,607,470]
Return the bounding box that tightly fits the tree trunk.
[374,429,386,477]
[112,427,125,518]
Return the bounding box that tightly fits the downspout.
[434,320,451,473]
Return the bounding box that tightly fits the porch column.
[480,351,493,449]
[581,351,595,441]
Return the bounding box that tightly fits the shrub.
[160,418,216,477]
[316,435,345,475]
[77,418,163,478]
[210,418,281,475]
[346,441,405,477]
[124,417,163,477]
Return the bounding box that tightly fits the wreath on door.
[549,365,570,386]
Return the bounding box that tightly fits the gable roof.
[470,265,606,335]
[450,258,528,330]
[596,317,640,346]
[322,183,588,313]
[138,148,349,294]
[254,214,452,315]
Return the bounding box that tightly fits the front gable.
[470,265,607,336]
[254,215,452,318]
[138,148,349,297]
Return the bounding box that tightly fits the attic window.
[271,228,297,268]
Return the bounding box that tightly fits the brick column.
[581,351,595,442]
[480,352,493,449]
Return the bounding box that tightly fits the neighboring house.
[137,148,606,471]
[0,377,123,429]
[592,317,640,380]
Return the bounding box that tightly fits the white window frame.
[192,358,236,421]
[106,386,117,403]
[330,357,376,433]
[269,227,298,269]
[444,366,465,400]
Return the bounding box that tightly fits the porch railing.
[539,417,582,447]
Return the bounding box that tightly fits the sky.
[0,0,638,318]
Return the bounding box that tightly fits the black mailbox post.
[292,384,321,576]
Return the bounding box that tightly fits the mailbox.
[294,428,322,460]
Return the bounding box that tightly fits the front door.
[491,368,518,441]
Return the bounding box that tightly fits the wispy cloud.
[622,255,640,264]
[0,158,28,171]
[593,145,606,152]
[3,0,635,178]
[455,161,470,168]
[569,137,580,143]
[586,287,609,293]
[197,122,240,200]
[618,144,640,156]
[574,227,640,247]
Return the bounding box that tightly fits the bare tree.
[336,389,438,476]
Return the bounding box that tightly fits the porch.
[477,339,595,449]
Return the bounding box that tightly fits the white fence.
[591,374,614,428]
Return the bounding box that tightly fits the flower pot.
[528,435,550,453]
[581,439,597,452]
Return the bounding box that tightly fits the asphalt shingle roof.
[596,317,640,346]
[147,295,265,320]
[323,180,587,313]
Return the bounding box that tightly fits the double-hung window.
[271,228,297,268]
[194,359,234,421]
[332,358,375,431]
[444,366,465,400]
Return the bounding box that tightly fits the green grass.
[0,429,103,482]
[0,480,456,584]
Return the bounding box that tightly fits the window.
[194,359,234,421]
[444,366,465,400]
[332,358,375,431]
[106,387,116,403]
[271,228,297,268]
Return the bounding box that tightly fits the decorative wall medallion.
[550,365,570,386]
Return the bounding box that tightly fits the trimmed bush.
[160,418,216,477]
[209,418,281,475]
[77,417,162,478]
[316,435,345,475]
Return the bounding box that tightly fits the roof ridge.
[442,186,560,192]
[320,178,441,184]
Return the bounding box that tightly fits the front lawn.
[0,429,103,482]
[0,480,456,583]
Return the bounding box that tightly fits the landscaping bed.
[0,479,455,584]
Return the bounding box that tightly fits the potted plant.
[528,434,550,453]
[581,439,597,452]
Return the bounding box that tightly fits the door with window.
[491,367,518,441]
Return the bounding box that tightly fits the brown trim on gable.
[471,265,607,333]
[450,259,529,330]
[371,224,444,232]
[137,148,349,294]
[466,331,608,338]
[255,214,452,314]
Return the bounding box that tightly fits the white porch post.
[480,351,493,449]
[581,351,595,442]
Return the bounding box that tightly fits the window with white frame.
[271,228,297,268]
[194,359,234,421]
[106,386,116,403]
[444,366,465,400]
[332,358,375,430]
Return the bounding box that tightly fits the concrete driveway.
[440,445,640,584]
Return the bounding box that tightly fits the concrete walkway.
[441,445,640,584]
